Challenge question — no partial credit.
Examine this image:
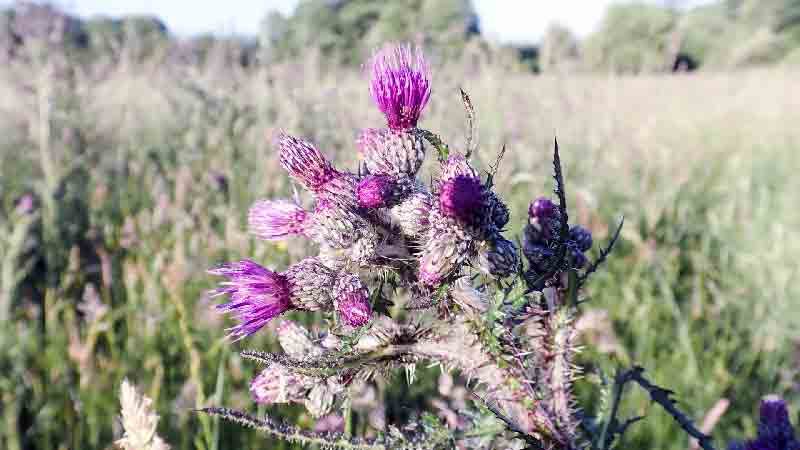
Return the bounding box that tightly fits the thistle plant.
[200,43,719,449]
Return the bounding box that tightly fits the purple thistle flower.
[439,175,484,222]
[276,132,339,192]
[248,199,308,241]
[569,225,593,252]
[357,175,394,208]
[369,43,431,131]
[529,197,556,221]
[334,275,372,327]
[208,260,293,340]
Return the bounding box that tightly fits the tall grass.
[0,50,798,449]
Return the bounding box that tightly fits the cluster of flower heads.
[209,43,517,342]
[522,196,593,286]
[729,397,799,450]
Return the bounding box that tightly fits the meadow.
[0,48,798,449]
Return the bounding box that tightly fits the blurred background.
[0,0,798,449]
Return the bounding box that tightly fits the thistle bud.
[484,191,510,229]
[419,231,468,286]
[248,199,308,241]
[758,397,795,444]
[529,197,556,221]
[357,128,426,177]
[278,320,323,359]
[306,200,360,249]
[523,242,555,271]
[389,189,432,238]
[569,225,593,252]
[476,237,519,278]
[305,384,336,418]
[277,132,338,192]
[250,364,310,404]
[369,43,431,131]
[334,274,372,327]
[439,175,484,223]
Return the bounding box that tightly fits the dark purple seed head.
[529,197,556,220]
[357,175,394,208]
[369,43,431,131]
[570,225,593,252]
[439,175,484,222]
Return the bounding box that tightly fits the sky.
[4,0,714,44]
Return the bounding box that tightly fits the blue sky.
[5,1,713,43]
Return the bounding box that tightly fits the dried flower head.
[277,132,338,192]
[248,199,308,241]
[209,260,292,340]
[116,379,170,450]
[369,43,431,131]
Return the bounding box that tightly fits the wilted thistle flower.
[277,132,339,193]
[334,274,372,327]
[369,43,431,131]
[116,379,170,450]
[439,175,484,223]
[248,199,308,240]
[388,189,432,238]
[729,396,799,450]
[250,364,311,404]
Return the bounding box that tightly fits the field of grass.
[1,51,798,450]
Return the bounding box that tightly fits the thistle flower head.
[276,132,338,192]
[248,199,308,241]
[278,320,323,359]
[419,231,466,286]
[334,274,372,327]
[369,43,431,131]
[439,175,484,222]
[250,364,310,404]
[284,257,336,311]
[357,128,426,176]
[209,260,292,339]
[529,197,556,221]
[358,175,395,208]
[569,225,593,252]
[389,189,433,238]
[477,236,519,278]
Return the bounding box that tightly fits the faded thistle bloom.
[248,199,308,240]
[278,320,324,359]
[729,397,799,450]
[116,379,170,450]
[369,43,431,131]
